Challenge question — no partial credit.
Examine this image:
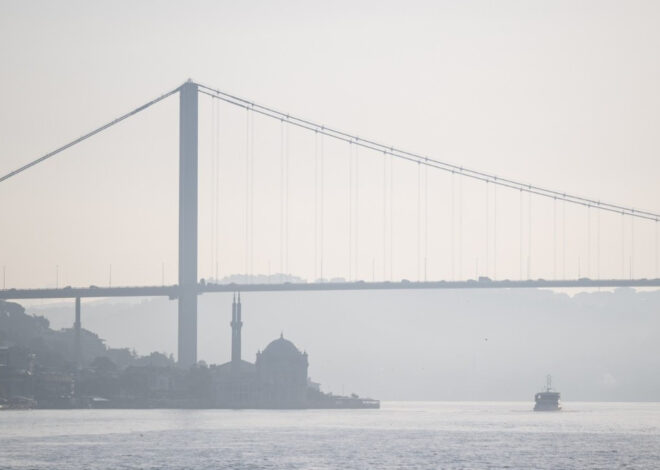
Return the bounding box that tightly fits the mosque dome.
[261,334,304,359]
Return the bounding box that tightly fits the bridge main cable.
[197,82,659,222]
[0,85,181,184]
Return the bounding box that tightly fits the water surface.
[2,402,658,469]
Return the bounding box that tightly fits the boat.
[534,375,561,411]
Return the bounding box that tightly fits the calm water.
[1,402,659,469]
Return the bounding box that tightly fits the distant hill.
[26,287,660,402]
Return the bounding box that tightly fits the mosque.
[211,294,379,409]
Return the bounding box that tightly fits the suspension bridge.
[1,80,658,366]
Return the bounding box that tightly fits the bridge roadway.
[1,278,660,300]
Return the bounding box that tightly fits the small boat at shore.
[534,375,561,411]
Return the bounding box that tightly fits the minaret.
[231,292,243,367]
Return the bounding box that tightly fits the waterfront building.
[212,294,308,408]
[211,294,377,409]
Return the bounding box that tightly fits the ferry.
[534,375,561,411]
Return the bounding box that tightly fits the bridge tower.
[178,80,198,366]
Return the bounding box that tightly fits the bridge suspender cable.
[215,99,221,281]
[250,110,255,280]
[319,134,325,279]
[245,108,250,279]
[245,110,254,283]
[389,152,394,281]
[355,144,359,281]
[285,123,290,276]
[621,213,626,278]
[597,210,601,280]
[451,173,455,281]
[553,198,557,280]
[0,86,180,184]
[280,121,285,276]
[417,162,421,281]
[587,206,591,279]
[493,184,497,280]
[562,200,566,280]
[348,142,352,280]
[197,82,659,222]
[424,163,428,282]
[382,152,387,282]
[519,190,523,280]
[486,181,489,278]
[459,176,463,280]
[527,192,532,280]
[348,145,353,280]
[655,220,660,278]
[246,110,250,280]
[631,216,635,279]
[314,131,318,281]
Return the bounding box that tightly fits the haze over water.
[3,402,659,469]
[3,2,660,469]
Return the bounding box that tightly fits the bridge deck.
[1,278,659,300]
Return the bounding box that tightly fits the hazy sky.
[1,0,659,288]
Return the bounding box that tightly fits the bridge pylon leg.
[177,80,199,367]
[74,296,81,368]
